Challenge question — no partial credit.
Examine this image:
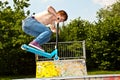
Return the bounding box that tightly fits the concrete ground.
[13,74,120,80]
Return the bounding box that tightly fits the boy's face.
[57,14,65,22]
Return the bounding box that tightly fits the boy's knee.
[46,30,52,36]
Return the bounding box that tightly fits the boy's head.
[57,10,68,22]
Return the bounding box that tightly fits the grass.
[0,71,120,80]
[0,75,35,80]
[88,70,120,75]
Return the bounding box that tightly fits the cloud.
[93,0,118,6]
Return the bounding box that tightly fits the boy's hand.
[50,25,60,34]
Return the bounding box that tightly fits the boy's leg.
[34,30,52,45]
[29,30,51,51]
[22,17,41,37]
[38,36,50,45]
[22,27,45,51]
[22,16,52,50]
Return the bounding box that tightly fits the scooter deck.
[21,44,58,59]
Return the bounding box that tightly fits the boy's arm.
[47,6,57,17]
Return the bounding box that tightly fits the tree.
[60,17,91,41]
[0,0,35,75]
[86,0,120,70]
[59,0,120,70]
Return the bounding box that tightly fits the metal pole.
[82,40,86,59]
[54,23,59,60]
[56,23,59,50]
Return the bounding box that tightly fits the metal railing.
[36,40,86,61]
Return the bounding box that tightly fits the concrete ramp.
[36,59,87,78]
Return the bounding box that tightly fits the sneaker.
[29,41,44,52]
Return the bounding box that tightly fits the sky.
[2,0,118,23]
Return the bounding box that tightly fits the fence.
[36,40,86,61]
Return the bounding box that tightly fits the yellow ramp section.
[36,59,87,78]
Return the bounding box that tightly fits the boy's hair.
[57,10,68,21]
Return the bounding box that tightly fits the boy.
[22,6,68,51]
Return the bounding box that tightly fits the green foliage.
[60,0,120,70]
[86,0,120,70]
[0,0,35,76]
[60,17,91,41]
